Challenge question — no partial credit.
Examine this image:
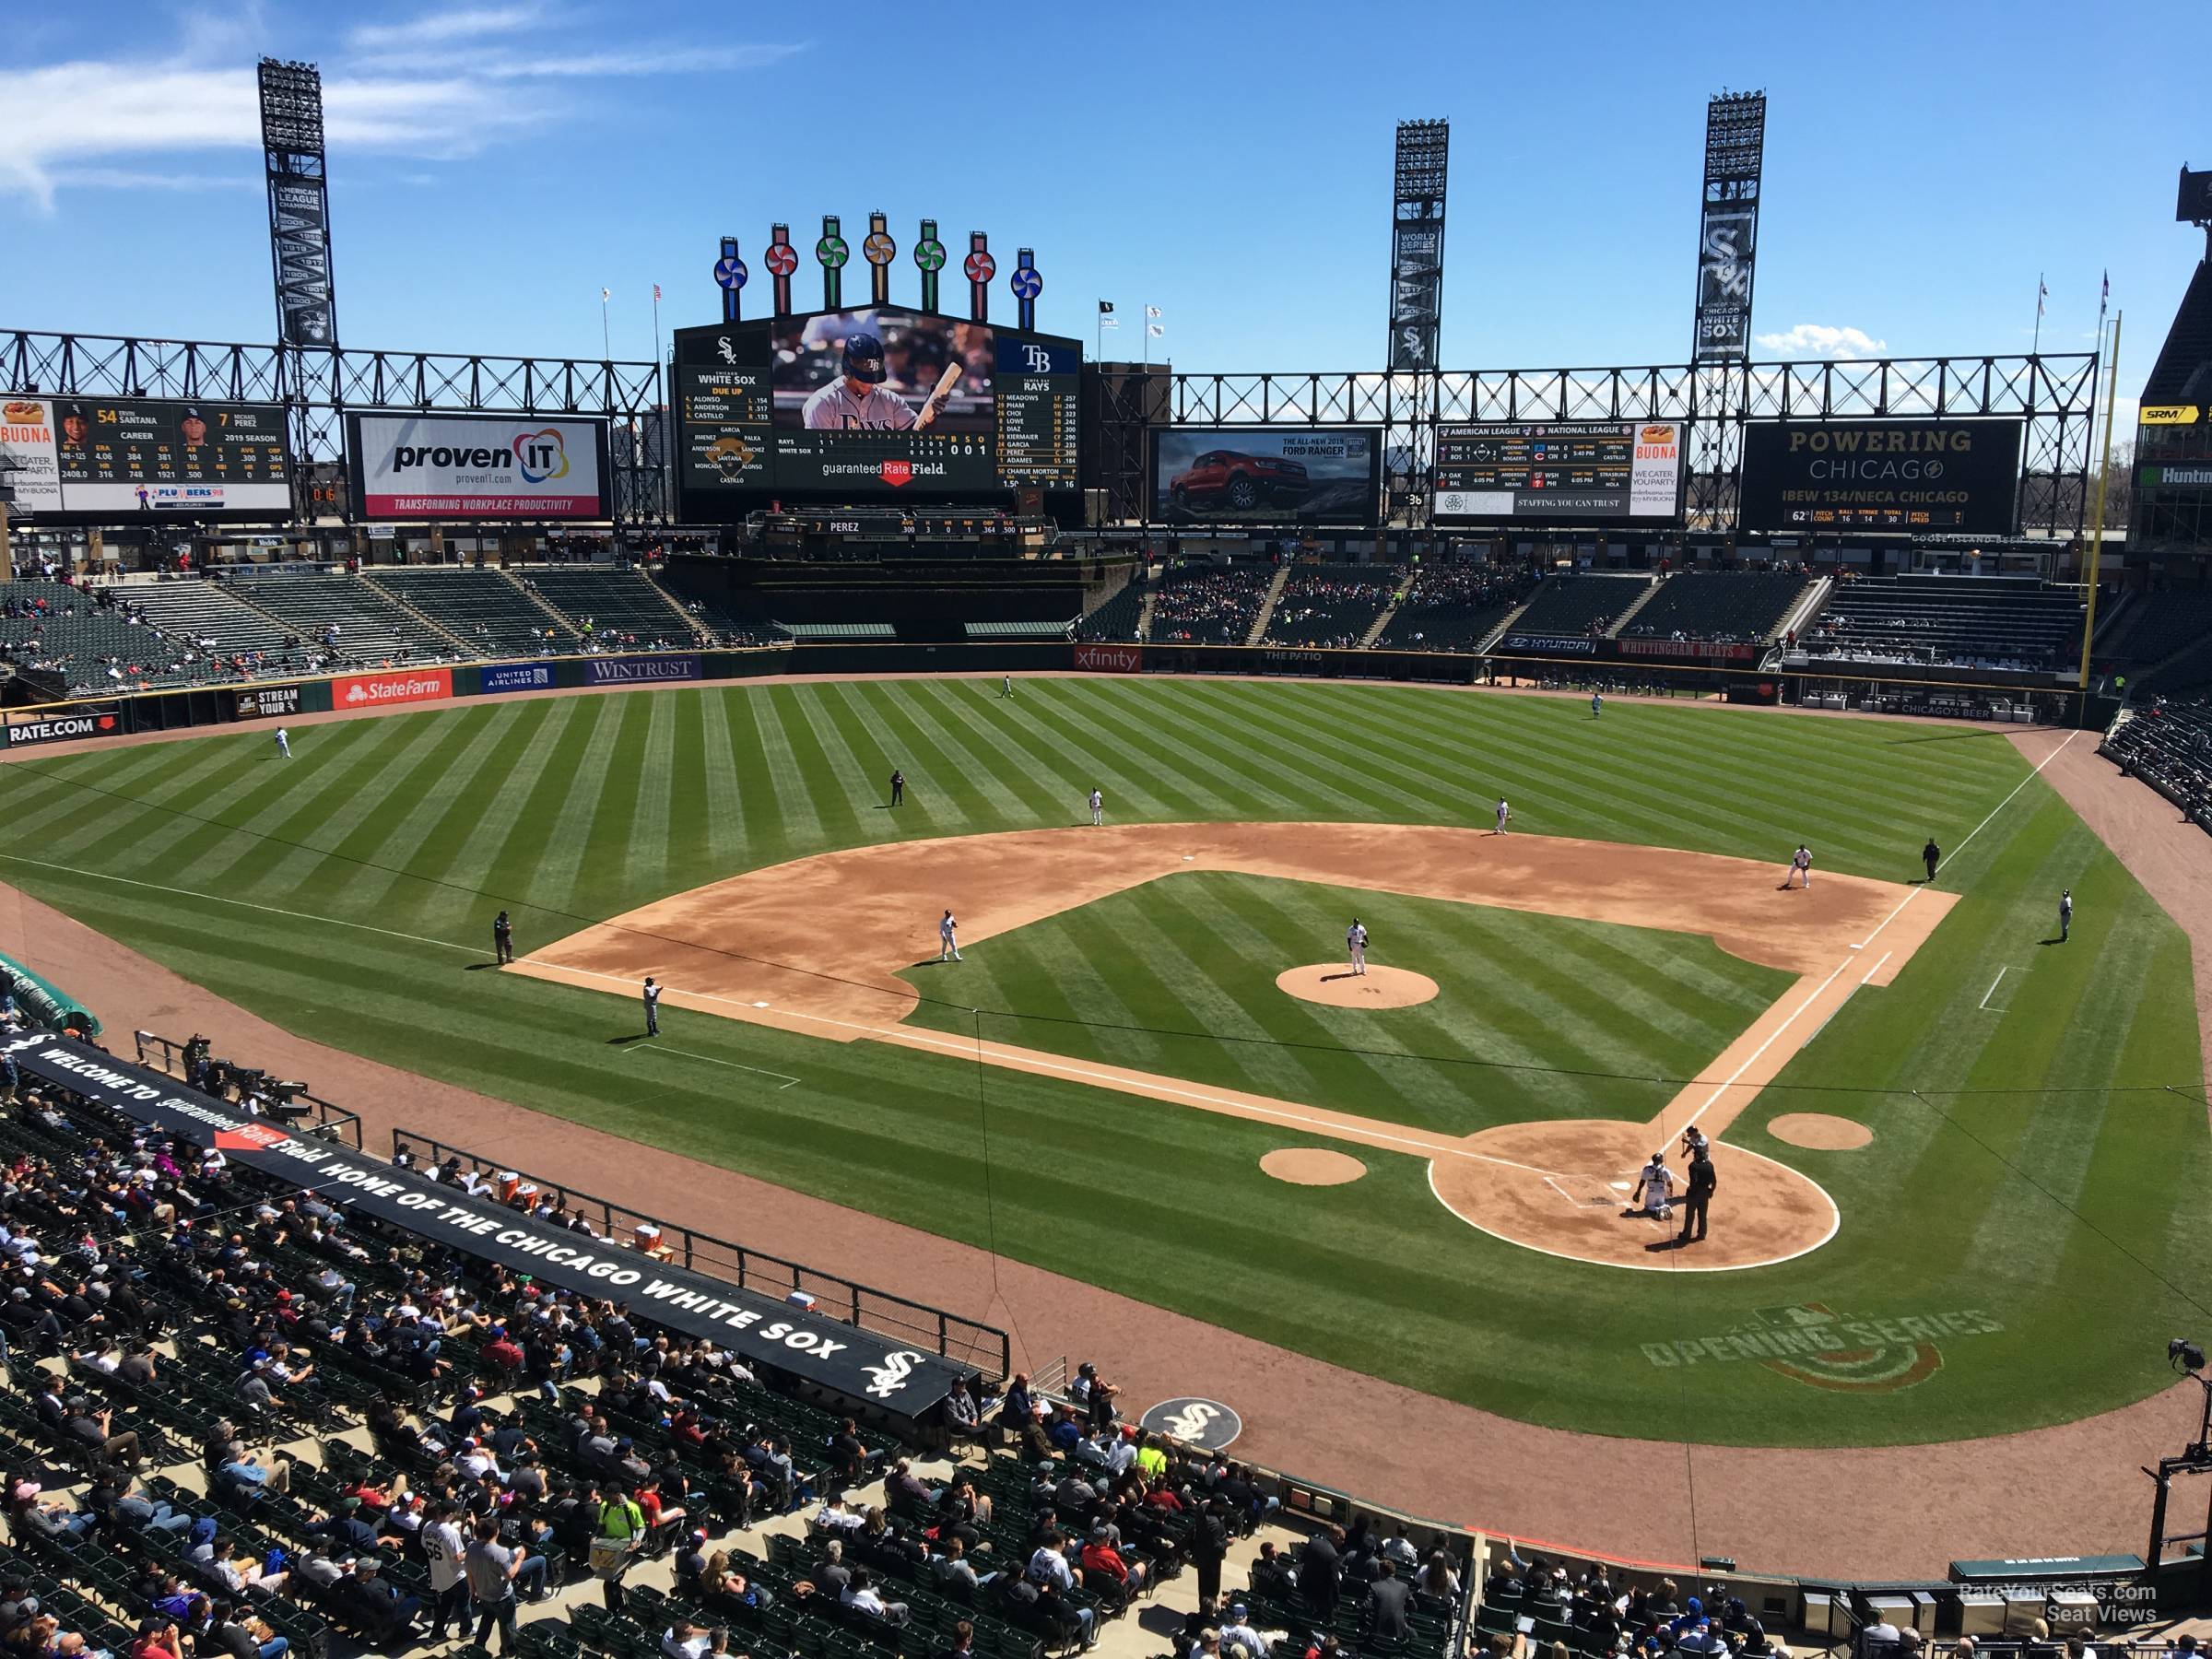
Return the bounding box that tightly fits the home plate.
[1609,1181,1632,1192]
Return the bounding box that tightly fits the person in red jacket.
[1080,1527,1147,1598]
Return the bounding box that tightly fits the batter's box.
[1544,1172,1624,1209]
[1979,964,2032,1015]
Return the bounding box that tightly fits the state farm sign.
[1073,642,1143,674]
[331,668,453,710]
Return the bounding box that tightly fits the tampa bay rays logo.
[861,1348,924,1398]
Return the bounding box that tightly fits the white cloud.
[346,6,549,50]
[1753,324,1889,359]
[353,41,806,78]
[50,167,261,193]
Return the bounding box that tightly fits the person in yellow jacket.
[591,1486,648,1611]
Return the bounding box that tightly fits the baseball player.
[1590,691,1603,719]
[1494,797,1511,835]
[274,725,290,759]
[1630,1150,1675,1222]
[1002,674,1013,700]
[641,977,661,1037]
[889,768,905,807]
[1680,1123,1708,1162]
[493,911,513,966]
[1088,787,1104,827]
[938,909,962,962]
[1787,844,1813,888]
[2059,888,2073,943]
[1347,918,1369,977]
[800,331,948,429]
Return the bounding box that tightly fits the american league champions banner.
[1693,93,1767,364]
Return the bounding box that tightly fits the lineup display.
[0,394,290,514]
[675,307,1078,507]
[1432,421,1681,524]
[1738,418,2023,534]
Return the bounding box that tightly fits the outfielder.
[1088,787,1104,827]
[2059,888,2073,943]
[800,332,951,429]
[274,725,290,759]
[1630,1150,1676,1222]
[1347,918,1369,976]
[1494,797,1511,835]
[1787,843,1813,888]
[1590,692,1603,719]
[938,909,962,962]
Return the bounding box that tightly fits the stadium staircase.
[1359,576,1410,647]
[1774,576,1831,644]
[1476,594,1536,653]
[1602,580,1665,638]
[352,575,477,656]
[1243,564,1292,646]
[1135,582,1159,641]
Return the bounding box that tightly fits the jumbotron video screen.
[674,309,1079,509]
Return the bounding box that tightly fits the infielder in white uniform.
[274,726,290,759]
[1787,843,1813,888]
[1630,1151,1676,1221]
[800,330,950,429]
[1494,797,1511,835]
[1088,788,1104,826]
[937,908,962,962]
[1347,918,1369,976]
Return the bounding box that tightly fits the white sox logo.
[861,1348,924,1398]
[716,336,737,365]
[1138,1395,1242,1450]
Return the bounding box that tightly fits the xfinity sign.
[350,413,608,521]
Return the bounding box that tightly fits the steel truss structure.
[1171,351,2101,537]
[1,330,669,525]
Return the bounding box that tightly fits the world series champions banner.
[5,1032,966,1416]
[1387,120,1449,371]
[1693,92,1766,364]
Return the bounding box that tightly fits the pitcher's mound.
[1262,1148,1367,1186]
[1768,1112,1874,1150]
[1276,964,1439,1009]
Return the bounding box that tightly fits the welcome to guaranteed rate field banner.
[3,1032,966,1414]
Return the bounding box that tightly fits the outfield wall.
[0,640,2112,752]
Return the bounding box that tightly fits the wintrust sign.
[583,654,701,686]
[333,668,453,709]
[350,414,607,520]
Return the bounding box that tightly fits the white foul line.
[629,1042,799,1088]
[1978,966,2011,1012]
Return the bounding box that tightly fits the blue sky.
[0,0,2204,408]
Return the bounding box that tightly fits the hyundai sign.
[347,413,610,520]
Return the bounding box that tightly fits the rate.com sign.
[348,413,609,520]
[6,706,122,747]
[332,667,453,710]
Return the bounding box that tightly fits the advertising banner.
[1153,429,1380,525]
[1388,221,1443,371]
[5,705,123,747]
[480,661,559,694]
[0,397,65,512]
[2139,464,2212,490]
[583,653,701,686]
[331,667,453,710]
[232,684,303,720]
[3,1031,963,1415]
[1693,93,1766,364]
[1073,642,1143,674]
[1618,638,1761,664]
[1497,634,1599,654]
[1738,419,2024,534]
[1434,422,1682,524]
[349,414,608,520]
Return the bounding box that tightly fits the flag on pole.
[1147,324,1164,338]
[653,283,662,302]
[1098,300,1113,314]
[2036,276,2047,318]
[1146,305,1162,319]
[601,287,611,302]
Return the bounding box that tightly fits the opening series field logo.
[1640,1301,2004,1392]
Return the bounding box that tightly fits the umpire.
[1922,838,1941,883]
[493,911,513,966]
[1678,1147,1716,1244]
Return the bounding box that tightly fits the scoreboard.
[0,395,292,515]
[1433,420,1681,524]
[673,308,1079,516]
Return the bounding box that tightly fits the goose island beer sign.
[1738,418,2024,534]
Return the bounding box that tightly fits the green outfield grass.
[0,676,2201,1445]
[900,872,1795,1137]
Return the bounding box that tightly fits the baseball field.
[1,674,2204,1453]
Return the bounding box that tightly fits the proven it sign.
[333,667,453,709]
[349,413,609,520]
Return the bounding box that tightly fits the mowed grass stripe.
[1077,680,1311,817]
[425,700,580,905]
[747,688,827,853]
[870,679,1043,825]
[1174,681,1470,821]
[840,681,968,833]
[1003,682,1207,820]
[790,684,916,830]
[901,679,1084,826]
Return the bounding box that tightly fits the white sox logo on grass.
[1139,1396,1241,1450]
[1640,1301,2004,1392]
